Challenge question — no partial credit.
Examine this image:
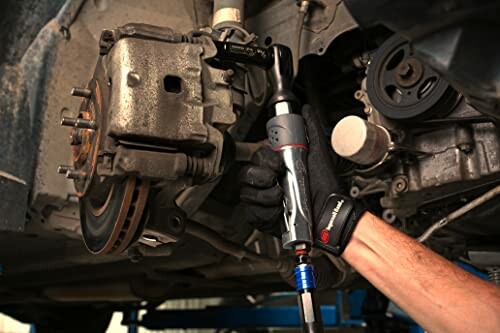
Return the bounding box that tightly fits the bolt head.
[223,69,235,83]
[458,143,473,154]
[57,165,71,174]
[392,176,408,193]
[395,57,424,88]
[398,63,412,77]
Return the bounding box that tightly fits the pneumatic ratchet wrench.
[213,41,324,333]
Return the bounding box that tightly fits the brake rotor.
[366,34,458,121]
[80,177,150,254]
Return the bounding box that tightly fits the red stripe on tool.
[274,144,309,152]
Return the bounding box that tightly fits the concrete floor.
[0,313,31,333]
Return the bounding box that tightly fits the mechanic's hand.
[239,146,284,237]
[303,105,366,255]
[240,105,364,254]
[301,105,343,220]
[239,104,340,238]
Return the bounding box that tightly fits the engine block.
[342,34,500,222]
[380,102,500,219]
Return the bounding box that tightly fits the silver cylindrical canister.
[331,115,391,165]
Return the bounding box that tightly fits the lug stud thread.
[71,87,92,98]
[61,117,97,130]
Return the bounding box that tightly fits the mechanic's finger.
[240,185,283,206]
[240,165,277,188]
[251,146,284,174]
[243,204,282,237]
[302,104,343,212]
[302,104,331,151]
[302,104,338,173]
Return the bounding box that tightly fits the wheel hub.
[395,57,424,88]
[60,77,150,255]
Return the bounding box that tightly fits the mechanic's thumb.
[302,105,343,217]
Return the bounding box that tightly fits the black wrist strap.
[313,194,365,256]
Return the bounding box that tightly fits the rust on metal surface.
[111,179,150,254]
[84,177,150,255]
[72,80,102,198]
[88,184,115,217]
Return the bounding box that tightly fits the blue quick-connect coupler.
[294,264,316,291]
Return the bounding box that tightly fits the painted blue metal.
[347,289,367,319]
[409,324,426,333]
[140,306,339,329]
[455,261,489,280]
[137,289,376,330]
[294,264,316,291]
[29,325,37,333]
[131,260,494,332]
[335,290,367,326]
[127,311,138,333]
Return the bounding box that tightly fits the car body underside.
[0,0,499,326]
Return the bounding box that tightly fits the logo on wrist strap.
[320,199,345,244]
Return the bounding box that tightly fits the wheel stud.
[61,117,97,130]
[66,170,87,180]
[71,87,92,98]
[57,165,72,174]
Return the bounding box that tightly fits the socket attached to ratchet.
[213,41,323,333]
[265,45,323,333]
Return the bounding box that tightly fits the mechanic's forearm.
[342,212,500,333]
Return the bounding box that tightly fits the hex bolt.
[71,87,92,98]
[354,90,363,100]
[223,69,235,83]
[393,176,409,193]
[57,165,72,174]
[66,170,87,180]
[382,209,397,224]
[456,125,474,154]
[398,63,412,78]
[350,186,361,198]
[61,117,97,130]
[395,58,424,88]
[171,216,182,228]
[458,143,473,153]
